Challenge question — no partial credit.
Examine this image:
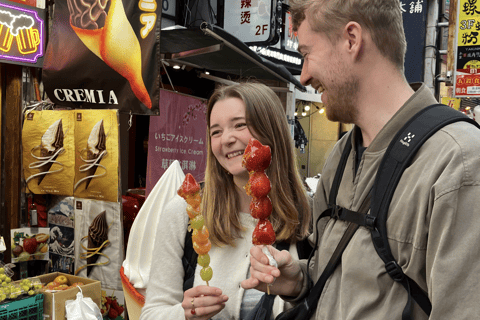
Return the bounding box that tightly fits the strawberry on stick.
[243,138,276,294]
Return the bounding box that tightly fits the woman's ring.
[191,297,196,315]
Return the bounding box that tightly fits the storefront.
[0,0,308,319]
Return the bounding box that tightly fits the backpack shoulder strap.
[182,228,197,291]
[370,104,480,319]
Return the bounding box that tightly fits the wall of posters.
[146,90,207,196]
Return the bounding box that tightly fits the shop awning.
[160,22,306,92]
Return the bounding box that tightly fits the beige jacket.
[297,83,480,319]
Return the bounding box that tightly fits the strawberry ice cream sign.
[146,90,207,196]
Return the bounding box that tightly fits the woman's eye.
[235,123,247,129]
[210,130,220,137]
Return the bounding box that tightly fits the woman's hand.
[241,245,304,297]
[182,285,229,319]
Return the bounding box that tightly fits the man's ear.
[343,22,363,60]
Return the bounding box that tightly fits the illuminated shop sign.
[0,1,45,66]
[249,45,302,66]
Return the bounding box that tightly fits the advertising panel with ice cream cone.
[42,0,161,115]
[22,110,75,196]
[74,199,123,290]
[74,110,119,203]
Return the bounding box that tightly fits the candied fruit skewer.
[242,138,276,294]
[178,174,213,285]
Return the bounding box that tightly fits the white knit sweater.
[140,195,293,320]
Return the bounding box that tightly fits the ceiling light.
[173,65,180,69]
[320,108,325,114]
[304,105,310,111]
[302,112,307,116]
[294,111,298,116]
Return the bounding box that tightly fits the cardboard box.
[37,272,101,320]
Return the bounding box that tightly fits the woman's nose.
[221,130,236,145]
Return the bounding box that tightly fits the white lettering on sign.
[139,0,157,39]
[53,89,119,104]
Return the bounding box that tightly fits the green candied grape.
[0,274,6,281]
[28,290,35,296]
[197,254,210,267]
[0,268,4,275]
[1,282,7,287]
[5,277,11,283]
[21,285,30,292]
[200,266,213,282]
[190,214,205,230]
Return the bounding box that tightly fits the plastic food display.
[242,138,276,294]
[177,174,213,285]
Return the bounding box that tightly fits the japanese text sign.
[0,0,45,66]
[454,0,480,96]
[146,90,207,197]
[223,0,280,45]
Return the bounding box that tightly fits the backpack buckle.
[331,205,342,219]
[385,261,405,282]
[364,215,376,230]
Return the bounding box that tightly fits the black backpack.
[277,103,480,320]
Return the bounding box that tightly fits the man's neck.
[354,64,414,147]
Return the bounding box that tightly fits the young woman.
[140,82,311,320]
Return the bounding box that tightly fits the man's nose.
[299,64,311,86]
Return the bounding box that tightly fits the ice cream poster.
[11,227,50,262]
[74,110,119,203]
[22,110,75,196]
[0,1,45,67]
[146,90,207,197]
[48,196,75,275]
[74,199,123,290]
[42,0,161,115]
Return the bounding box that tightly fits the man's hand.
[241,245,304,297]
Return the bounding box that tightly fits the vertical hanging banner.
[454,0,480,96]
[74,110,120,203]
[42,0,161,115]
[399,0,427,83]
[0,0,45,67]
[146,90,207,197]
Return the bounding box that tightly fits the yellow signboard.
[454,0,480,96]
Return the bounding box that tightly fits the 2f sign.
[256,24,268,35]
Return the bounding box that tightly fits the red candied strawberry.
[245,172,271,198]
[250,196,272,220]
[242,138,271,172]
[252,219,276,245]
[178,173,200,199]
[106,296,112,304]
[23,237,38,254]
[108,307,118,319]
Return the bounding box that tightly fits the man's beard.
[325,75,359,124]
